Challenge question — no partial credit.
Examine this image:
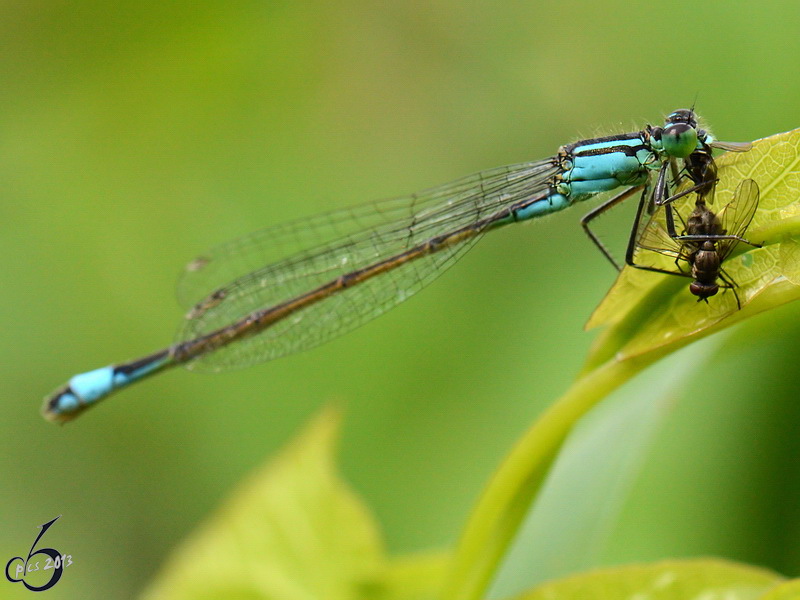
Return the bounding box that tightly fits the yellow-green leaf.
[758,578,800,600]
[140,408,385,600]
[509,558,783,600]
[380,551,451,600]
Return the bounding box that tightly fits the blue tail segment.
[42,349,172,423]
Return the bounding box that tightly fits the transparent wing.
[709,140,753,152]
[629,184,691,274]
[176,160,558,371]
[716,178,760,261]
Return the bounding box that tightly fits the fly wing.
[175,160,558,371]
[709,140,753,152]
[716,178,760,261]
[630,184,690,274]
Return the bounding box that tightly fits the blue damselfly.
[43,109,750,422]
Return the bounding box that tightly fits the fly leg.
[718,269,742,310]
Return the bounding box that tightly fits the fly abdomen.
[689,241,721,300]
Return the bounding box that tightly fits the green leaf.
[140,407,449,600]
[487,339,721,596]
[758,578,800,599]
[140,407,386,600]
[508,558,783,600]
[443,126,800,600]
[380,551,451,600]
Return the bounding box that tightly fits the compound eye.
[663,122,698,158]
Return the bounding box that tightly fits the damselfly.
[43,109,750,422]
[629,178,762,307]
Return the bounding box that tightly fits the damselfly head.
[659,109,700,159]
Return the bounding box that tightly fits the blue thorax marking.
[559,134,656,196]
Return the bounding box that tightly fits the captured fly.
[628,178,761,308]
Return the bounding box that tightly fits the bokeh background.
[2,2,800,598]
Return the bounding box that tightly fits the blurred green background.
[3,1,800,598]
